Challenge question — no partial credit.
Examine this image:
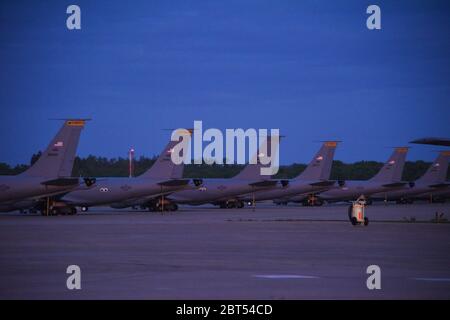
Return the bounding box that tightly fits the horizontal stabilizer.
[41,177,80,186]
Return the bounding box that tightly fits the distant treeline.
[1,152,447,181]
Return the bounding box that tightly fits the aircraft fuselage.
[0,175,77,204]
[318,180,404,202]
[168,178,274,205]
[61,177,190,207]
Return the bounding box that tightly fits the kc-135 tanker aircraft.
[0,121,448,215]
[0,119,89,214]
[165,136,280,208]
[371,151,450,203]
[310,147,410,205]
[236,141,339,207]
[59,129,200,213]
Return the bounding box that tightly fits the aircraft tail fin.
[295,141,338,181]
[232,135,280,180]
[369,147,409,182]
[20,119,87,178]
[139,129,192,180]
[416,151,450,185]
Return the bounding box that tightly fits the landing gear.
[226,202,235,209]
[40,199,77,216]
[302,195,324,206]
[45,206,77,216]
[396,198,413,204]
[81,206,89,212]
[147,198,178,212]
[218,200,245,209]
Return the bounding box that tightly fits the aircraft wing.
[41,177,80,186]
[248,180,278,187]
[381,182,408,188]
[309,180,336,187]
[428,183,450,189]
[157,179,191,187]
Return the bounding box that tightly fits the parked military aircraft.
[57,130,199,213]
[239,141,339,206]
[0,119,88,213]
[166,137,279,208]
[371,151,450,203]
[311,147,410,204]
[416,187,450,203]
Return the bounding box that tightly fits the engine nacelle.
[192,178,203,187]
[83,177,96,187]
[280,180,289,187]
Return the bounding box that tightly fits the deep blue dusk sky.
[0,0,449,166]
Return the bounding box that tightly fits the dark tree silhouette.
[0,155,448,181]
[30,151,42,166]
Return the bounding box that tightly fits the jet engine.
[192,179,203,187]
[83,177,97,187]
[280,180,289,187]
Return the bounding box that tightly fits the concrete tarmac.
[0,203,449,299]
